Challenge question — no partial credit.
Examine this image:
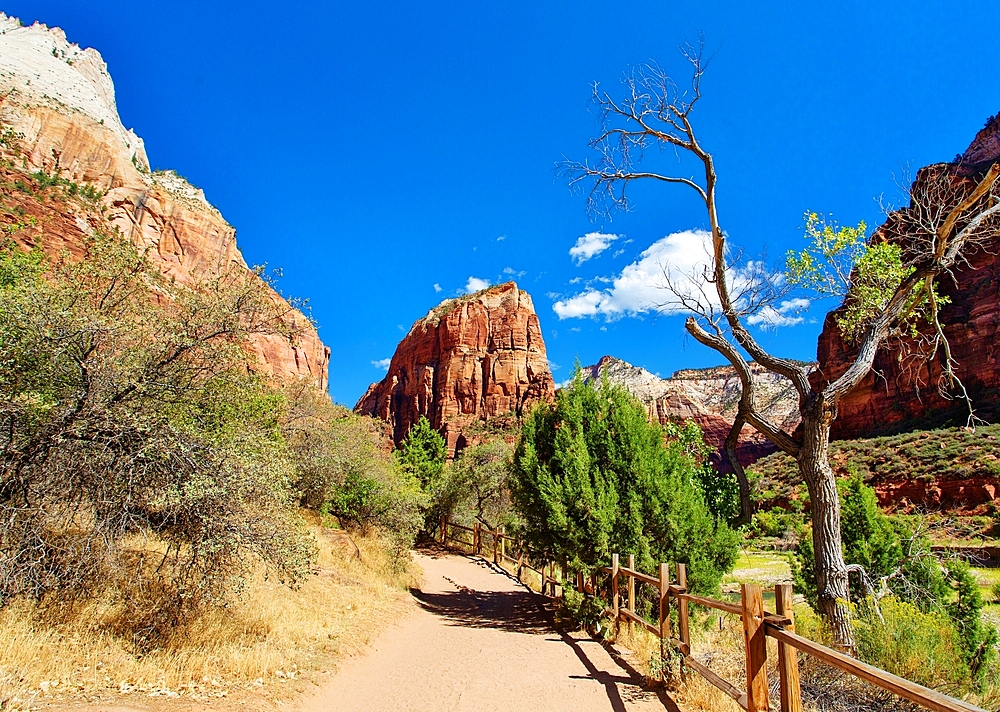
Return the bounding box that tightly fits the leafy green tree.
[512,373,738,594]
[397,416,447,488]
[665,419,740,523]
[0,234,316,643]
[279,381,426,550]
[433,438,515,532]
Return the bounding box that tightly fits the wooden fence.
[439,516,564,596]
[436,519,987,712]
[601,553,988,712]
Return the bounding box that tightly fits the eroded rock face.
[583,356,804,468]
[355,283,555,454]
[0,15,329,388]
[815,115,1000,440]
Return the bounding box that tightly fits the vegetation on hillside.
[750,424,1000,511]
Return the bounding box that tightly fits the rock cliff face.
[816,115,1000,440]
[355,283,555,454]
[583,356,804,468]
[0,15,329,388]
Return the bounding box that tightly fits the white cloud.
[553,229,803,329]
[503,266,526,278]
[433,283,442,293]
[372,358,392,370]
[555,229,713,319]
[569,232,619,265]
[497,234,507,241]
[747,298,810,329]
[464,276,491,294]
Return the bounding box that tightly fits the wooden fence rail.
[436,519,986,712]
[600,553,987,712]
[439,516,563,597]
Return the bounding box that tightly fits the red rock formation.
[355,283,555,454]
[0,17,329,389]
[815,115,1000,440]
[873,477,997,513]
[584,356,804,469]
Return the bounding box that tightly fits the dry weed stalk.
[0,524,418,711]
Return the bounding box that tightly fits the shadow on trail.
[411,551,682,711]
[410,585,551,634]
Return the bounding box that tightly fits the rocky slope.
[583,356,804,467]
[355,283,555,455]
[816,114,1000,440]
[749,425,1000,515]
[0,15,329,388]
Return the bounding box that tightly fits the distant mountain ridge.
[582,355,808,468]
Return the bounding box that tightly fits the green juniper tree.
[397,415,447,488]
[512,372,738,595]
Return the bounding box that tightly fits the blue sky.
[7,1,1000,405]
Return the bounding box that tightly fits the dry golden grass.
[0,520,420,711]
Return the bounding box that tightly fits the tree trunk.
[798,402,855,650]
[724,414,752,527]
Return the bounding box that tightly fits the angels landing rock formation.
[355,283,555,455]
[0,15,329,388]
[816,114,1000,441]
[583,356,804,469]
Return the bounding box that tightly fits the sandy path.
[300,550,678,712]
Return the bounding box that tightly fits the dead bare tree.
[560,43,1000,649]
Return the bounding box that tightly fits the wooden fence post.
[611,553,620,622]
[775,583,802,712]
[741,583,770,712]
[493,528,499,565]
[440,515,447,544]
[549,561,556,597]
[627,554,636,634]
[473,522,480,555]
[659,562,670,681]
[676,563,690,653]
[517,550,523,580]
[539,559,547,595]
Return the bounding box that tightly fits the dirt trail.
[300,550,679,712]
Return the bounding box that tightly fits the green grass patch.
[722,551,792,588]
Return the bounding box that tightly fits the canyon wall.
[0,15,329,388]
[815,114,1000,440]
[355,283,555,455]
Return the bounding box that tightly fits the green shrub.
[946,561,998,679]
[0,235,315,644]
[854,596,971,691]
[561,586,608,632]
[326,466,425,548]
[796,474,947,612]
[512,371,739,594]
